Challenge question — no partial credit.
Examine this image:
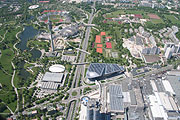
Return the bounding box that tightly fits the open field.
[105,10,150,18]
[105,10,165,25]
[0,27,22,113]
[27,40,49,50]
[125,10,148,16]
[151,19,164,24]
[164,15,180,24]
[0,49,14,74]
[0,29,6,37]
[105,10,125,18]
[0,49,17,112]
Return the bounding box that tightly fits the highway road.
[66,100,75,120]
[67,2,96,120]
[71,2,96,89]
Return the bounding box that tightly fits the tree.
[0,103,6,112]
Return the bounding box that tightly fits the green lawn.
[0,27,22,113]
[106,20,119,25]
[125,10,147,16]
[105,10,125,18]
[51,19,60,23]
[72,91,77,96]
[0,49,17,112]
[0,49,14,74]
[27,40,49,52]
[151,19,164,24]
[164,15,180,24]
[0,70,17,112]
[105,9,168,25]
[24,63,34,69]
[41,15,63,23]
[106,10,149,19]
[0,29,6,37]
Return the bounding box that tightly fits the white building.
[164,43,180,59]
[165,47,173,59]
[139,26,144,34]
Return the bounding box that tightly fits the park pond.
[16,26,41,60]
[16,26,42,79]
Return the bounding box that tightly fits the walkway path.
[0,30,7,43]
[2,102,14,115]
[14,28,24,56]
[11,61,19,113]
[0,30,18,115]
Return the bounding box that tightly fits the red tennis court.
[97,44,103,48]
[95,35,101,43]
[106,42,112,48]
[96,48,103,53]
[148,14,160,19]
[134,14,142,19]
[106,36,112,39]
[101,32,106,36]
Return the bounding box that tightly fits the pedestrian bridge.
[71,62,89,65]
[82,23,96,27]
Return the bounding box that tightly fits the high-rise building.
[165,47,173,59]
[164,43,180,59]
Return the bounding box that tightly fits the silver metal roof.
[109,85,124,112]
[142,47,160,55]
[42,72,64,83]
[40,82,59,90]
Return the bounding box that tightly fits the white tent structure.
[49,64,65,73]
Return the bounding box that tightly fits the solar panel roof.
[136,35,143,45]
[142,47,160,55]
[109,85,124,112]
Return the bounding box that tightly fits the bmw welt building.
[86,63,124,81]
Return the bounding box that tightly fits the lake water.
[27,0,32,3]
[16,26,41,60]
[16,26,42,79]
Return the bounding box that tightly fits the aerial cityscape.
[0,0,180,120]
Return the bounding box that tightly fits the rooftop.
[86,63,124,79]
[42,72,64,83]
[109,85,124,113]
[49,64,65,73]
[40,82,59,90]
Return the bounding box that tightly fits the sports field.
[105,10,149,18]
[151,19,164,24]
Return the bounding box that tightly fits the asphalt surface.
[67,2,96,120]
[71,2,96,89]
[66,100,75,120]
